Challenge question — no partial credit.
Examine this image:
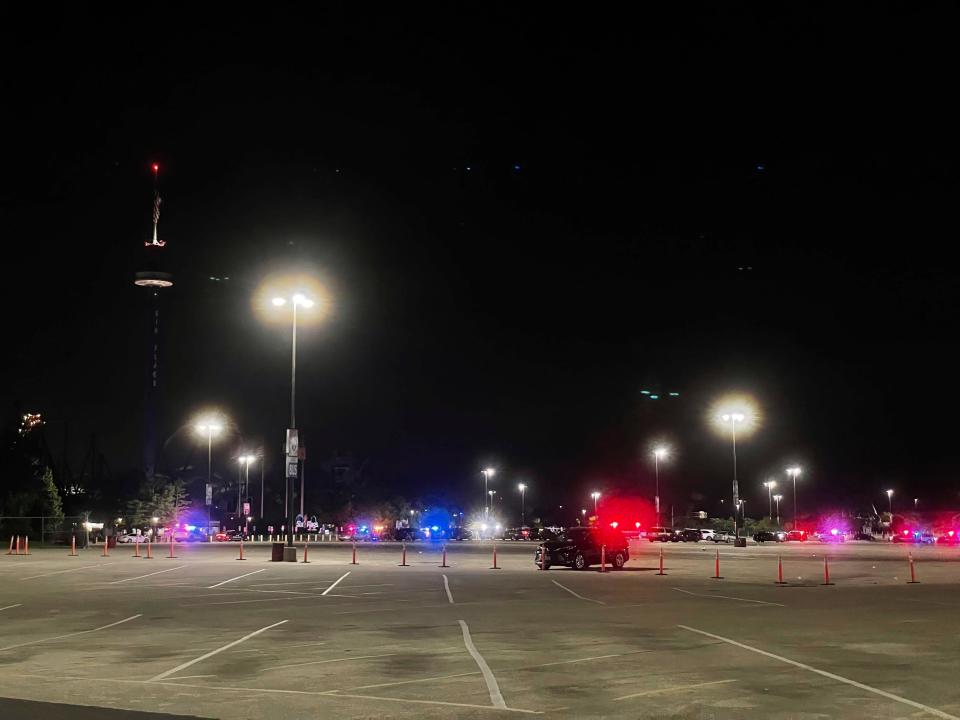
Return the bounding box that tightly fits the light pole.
[886,489,894,515]
[653,447,668,527]
[773,494,782,527]
[488,490,496,517]
[763,480,776,519]
[721,413,744,537]
[517,483,526,526]
[481,468,496,518]
[914,497,918,511]
[591,491,601,516]
[238,455,254,529]
[195,420,223,536]
[272,293,315,548]
[787,466,802,528]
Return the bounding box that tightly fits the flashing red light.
[903,529,910,536]
[610,521,619,529]
[152,163,159,172]
[830,528,839,536]
[635,522,641,529]
[949,531,956,537]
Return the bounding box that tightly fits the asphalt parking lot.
[1,539,959,719]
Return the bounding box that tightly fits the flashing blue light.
[431,525,440,531]
[650,394,659,399]
[669,392,680,397]
[184,524,196,532]
[359,525,367,531]
[641,390,651,395]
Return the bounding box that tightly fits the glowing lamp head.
[292,293,315,308]
[886,489,894,498]
[271,297,286,307]
[610,521,619,529]
[653,446,668,460]
[518,483,526,491]
[591,491,601,500]
[483,467,496,478]
[151,163,159,172]
[635,522,641,529]
[830,528,839,536]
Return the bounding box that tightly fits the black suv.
[535,526,629,570]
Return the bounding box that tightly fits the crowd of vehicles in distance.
[752,530,786,543]
[535,526,629,570]
[893,529,936,544]
[116,533,149,543]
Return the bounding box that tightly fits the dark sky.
[3,4,960,517]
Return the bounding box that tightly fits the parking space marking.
[207,568,266,589]
[0,604,23,612]
[148,619,288,681]
[0,614,141,652]
[615,679,738,701]
[258,653,398,673]
[678,625,960,720]
[443,574,454,603]
[672,588,784,606]
[344,670,481,691]
[22,564,111,580]
[458,619,507,709]
[321,571,350,596]
[109,565,186,584]
[551,580,605,605]
[535,653,625,667]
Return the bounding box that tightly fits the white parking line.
[148,619,288,681]
[443,574,454,604]
[22,564,110,580]
[109,565,186,584]
[678,625,960,720]
[344,670,481,691]
[0,614,141,652]
[259,653,397,672]
[0,604,23,612]
[551,580,605,605]
[458,619,506,709]
[615,679,738,701]
[321,571,350,596]
[207,568,265,589]
[672,588,784,606]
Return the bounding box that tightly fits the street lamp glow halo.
[709,394,761,437]
[254,272,331,326]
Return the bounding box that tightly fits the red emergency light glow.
[152,163,159,172]
[610,521,619,529]
[949,531,956,537]
[903,529,910,536]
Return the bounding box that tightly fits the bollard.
[821,556,834,585]
[540,544,547,571]
[23,536,29,555]
[400,542,408,567]
[168,537,176,559]
[70,535,77,557]
[6,536,14,555]
[491,541,499,570]
[133,540,140,558]
[712,548,722,579]
[908,553,919,584]
[600,544,606,573]
[775,555,787,585]
[101,538,109,557]
[237,540,246,560]
[145,540,153,559]
[302,543,310,563]
[441,544,449,568]
[17,536,24,556]
[657,546,665,576]
[351,541,358,565]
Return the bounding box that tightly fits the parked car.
[784,530,807,542]
[852,532,876,541]
[676,529,703,542]
[645,527,673,542]
[698,529,716,541]
[711,532,736,543]
[753,531,783,543]
[213,532,231,542]
[392,528,419,543]
[535,526,629,570]
[117,533,148,543]
[937,531,958,545]
[449,527,472,541]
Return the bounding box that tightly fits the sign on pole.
[286,457,298,479]
[285,429,299,457]
[205,483,213,506]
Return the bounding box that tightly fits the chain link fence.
[0,516,88,547]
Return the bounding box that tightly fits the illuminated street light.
[517,483,527,526]
[763,480,777,520]
[886,488,894,514]
[591,491,601,515]
[786,466,802,528]
[268,288,318,549]
[773,494,783,527]
[719,411,746,540]
[237,454,256,530]
[195,415,225,535]
[481,468,496,517]
[652,446,669,527]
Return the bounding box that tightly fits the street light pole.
[206,430,213,534]
[591,491,600,516]
[787,467,802,528]
[764,480,776,520]
[773,494,782,527]
[886,489,894,515]
[518,483,526,526]
[721,414,743,538]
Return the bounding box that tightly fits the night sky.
[4,5,960,518]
